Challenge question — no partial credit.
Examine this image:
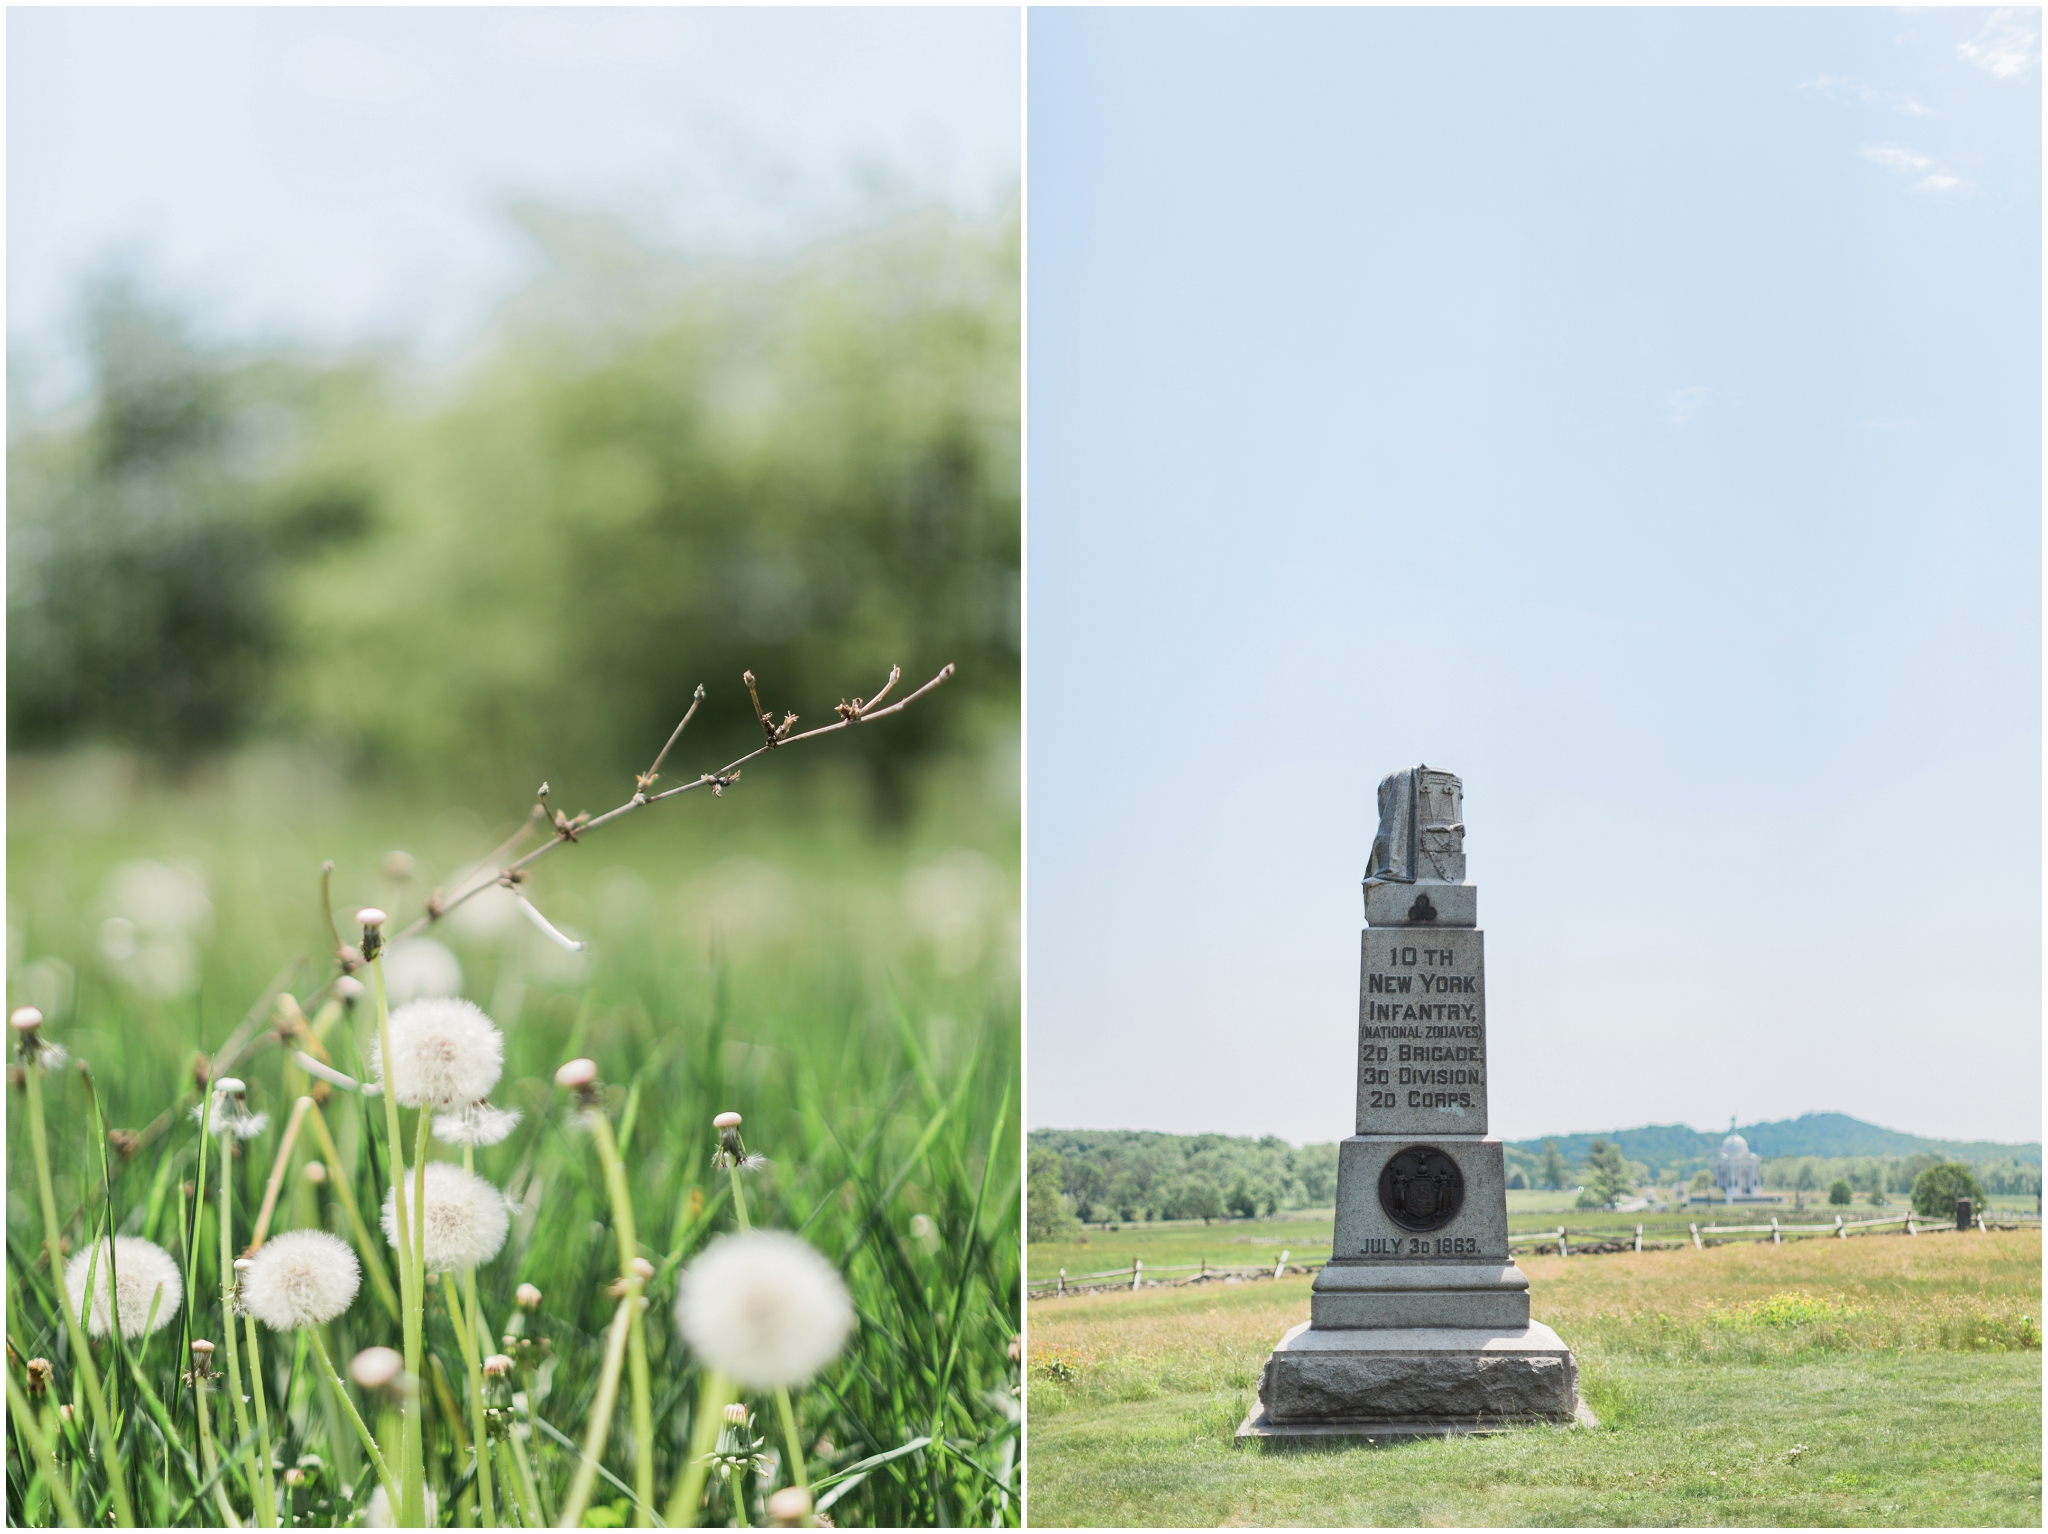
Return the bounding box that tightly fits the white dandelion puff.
[240,1229,361,1329]
[366,1484,437,1528]
[673,1231,855,1388]
[64,1237,183,1339]
[431,1102,522,1147]
[381,1162,510,1273]
[370,997,503,1109]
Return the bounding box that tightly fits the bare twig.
[636,684,706,798]
[376,661,954,949]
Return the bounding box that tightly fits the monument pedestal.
[1239,765,1586,1448]
[1236,1321,1594,1444]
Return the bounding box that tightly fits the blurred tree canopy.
[9,206,1019,811]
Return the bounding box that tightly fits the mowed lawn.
[1026,1229,2042,1526]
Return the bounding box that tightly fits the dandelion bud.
[25,1358,53,1395]
[766,1487,814,1527]
[190,1339,216,1362]
[629,1256,655,1281]
[724,1401,750,1426]
[303,1160,328,1185]
[284,1467,306,1488]
[483,1353,513,1377]
[516,1282,542,1310]
[713,1111,742,1130]
[356,909,386,929]
[1008,1335,1022,1363]
[555,1058,598,1090]
[350,1345,404,1390]
[10,1006,43,1032]
[335,976,365,1004]
[383,852,414,883]
[58,1403,76,1425]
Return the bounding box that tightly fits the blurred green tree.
[1910,1162,1986,1219]
[11,208,1019,815]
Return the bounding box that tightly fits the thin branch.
[377,661,953,948]
[636,684,706,798]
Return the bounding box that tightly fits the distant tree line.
[1026,1130,1341,1236]
[9,205,1020,813]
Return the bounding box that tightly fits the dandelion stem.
[369,952,428,1527]
[587,1111,657,1525]
[662,1369,736,1529]
[508,1400,550,1526]
[26,1055,136,1526]
[6,1370,83,1528]
[191,1367,241,1527]
[219,1125,278,1530]
[303,1102,400,1319]
[772,1387,811,1514]
[442,1271,498,1527]
[494,1439,536,1528]
[240,1308,281,1527]
[554,1294,634,1530]
[248,1095,314,1252]
[304,1325,395,1503]
[727,1163,752,1235]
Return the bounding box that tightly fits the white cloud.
[1860,143,1932,173]
[1660,386,1711,427]
[1914,173,1967,193]
[1958,8,2041,79]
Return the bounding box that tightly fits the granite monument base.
[1310,1260,1530,1329]
[1235,1321,1590,1447]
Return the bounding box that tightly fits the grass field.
[6,749,1020,1527]
[1026,1229,2042,1526]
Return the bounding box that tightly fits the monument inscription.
[1356,927,1487,1134]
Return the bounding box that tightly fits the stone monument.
[1237,764,1591,1443]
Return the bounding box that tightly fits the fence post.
[1557,1226,1569,1258]
[1274,1249,1289,1280]
[1835,1216,1845,1239]
[1691,1222,1702,1250]
[1906,1214,1917,1237]
[1057,1267,1065,1296]
[1200,1259,1207,1280]
[1634,1223,1643,1253]
[1771,1216,1780,1246]
[1131,1259,1143,1291]
[1977,1214,1988,1234]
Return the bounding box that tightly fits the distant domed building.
[1712,1125,1766,1201]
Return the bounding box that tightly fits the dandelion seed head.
[381,1161,510,1273]
[366,1484,436,1528]
[241,1229,361,1329]
[350,1346,404,1390]
[766,1487,814,1527]
[673,1230,855,1388]
[356,908,386,929]
[64,1237,183,1339]
[371,997,503,1108]
[713,1111,743,1129]
[11,1007,43,1031]
[432,1102,522,1147]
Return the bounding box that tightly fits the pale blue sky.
[1027,8,2042,1145]
[9,7,1019,403]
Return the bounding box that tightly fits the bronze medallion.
[1377,1145,1464,1232]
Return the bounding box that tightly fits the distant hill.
[1507,1113,2040,1168]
